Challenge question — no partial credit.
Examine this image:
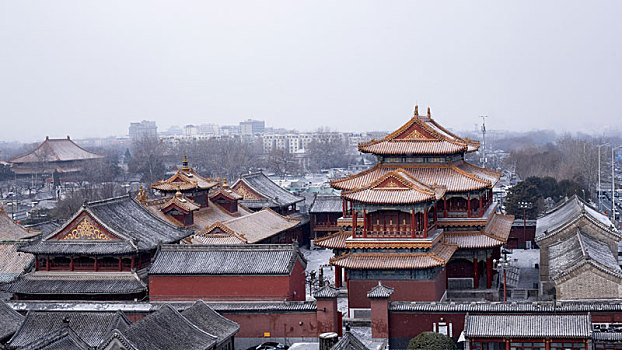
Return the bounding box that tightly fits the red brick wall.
[150,261,306,301]
[347,269,446,309]
[221,312,318,337]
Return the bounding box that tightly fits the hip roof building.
[9,136,104,176]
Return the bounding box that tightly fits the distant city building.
[128,120,157,141]
[220,125,240,136]
[239,119,265,136]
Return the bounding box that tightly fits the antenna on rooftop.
[480,115,488,168]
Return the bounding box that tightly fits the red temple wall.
[223,312,319,337]
[149,261,306,302]
[347,269,446,309]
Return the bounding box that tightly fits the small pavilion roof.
[4,271,147,296]
[549,229,622,281]
[367,282,395,299]
[162,192,201,213]
[313,285,340,299]
[181,300,240,345]
[340,169,445,204]
[536,195,618,242]
[209,181,243,201]
[330,242,457,270]
[150,243,306,275]
[331,161,499,194]
[7,310,130,349]
[309,195,343,214]
[233,172,304,208]
[357,108,480,156]
[20,195,191,255]
[0,300,24,342]
[10,137,104,164]
[117,304,217,350]
[464,314,591,338]
[152,156,218,192]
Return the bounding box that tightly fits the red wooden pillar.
[443,198,448,218]
[467,196,471,218]
[479,196,483,217]
[352,210,357,235]
[35,257,40,270]
[70,257,74,271]
[423,210,428,237]
[46,256,50,271]
[335,267,342,288]
[363,210,367,238]
[342,199,346,217]
[94,257,99,272]
[473,258,479,289]
[433,203,438,222]
[118,258,123,271]
[131,257,135,270]
[411,210,416,238]
[486,257,493,289]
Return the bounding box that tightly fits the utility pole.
[597,143,609,213]
[480,115,488,168]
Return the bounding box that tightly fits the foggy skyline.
[1,1,621,143]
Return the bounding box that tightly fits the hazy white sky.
[1,1,621,142]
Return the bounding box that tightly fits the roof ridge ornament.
[414,105,419,117]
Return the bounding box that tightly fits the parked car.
[247,342,289,350]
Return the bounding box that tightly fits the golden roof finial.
[414,105,419,116]
[181,154,189,172]
[175,189,183,198]
[136,185,147,203]
[427,107,431,118]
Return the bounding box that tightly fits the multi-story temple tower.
[315,107,513,313]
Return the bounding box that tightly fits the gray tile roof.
[536,195,618,241]
[367,282,394,299]
[549,229,622,281]
[0,243,34,283]
[235,172,304,208]
[313,286,340,299]
[7,300,318,314]
[119,304,217,350]
[309,195,342,214]
[21,196,192,255]
[464,314,591,338]
[0,299,24,341]
[389,300,622,313]
[181,300,240,345]
[331,332,371,350]
[0,209,40,242]
[7,310,130,348]
[19,327,91,350]
[593,332,622,342]
[4,271,147,296]
[149,243,306,275]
